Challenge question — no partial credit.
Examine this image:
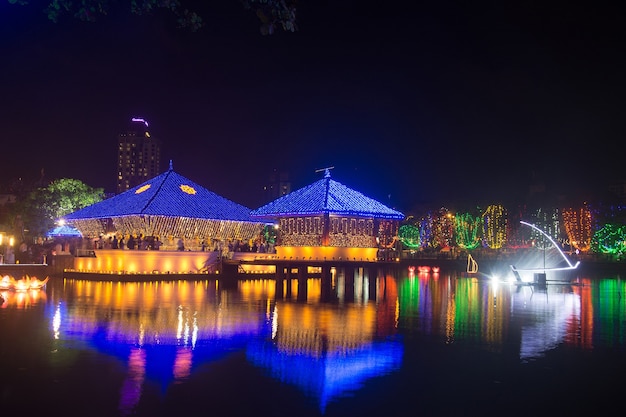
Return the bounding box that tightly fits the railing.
[75,249,96,257]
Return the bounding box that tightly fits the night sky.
[1,1,625,212]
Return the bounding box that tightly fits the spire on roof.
[169,160,173,171]
[315,166,334,178]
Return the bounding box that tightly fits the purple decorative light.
[131,117,149,127]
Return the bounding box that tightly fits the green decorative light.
[591,223,626,255]
[454,212,481,250]
[398,224,421,248]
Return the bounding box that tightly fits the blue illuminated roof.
[64,166,259,222]
[46,224,82,237]
[251,169,405,220]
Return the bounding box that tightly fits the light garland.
[277,215,388,248]
[418,212,435,249]
[454,212,481,250]
[528,207,560,248]
[591,223,626,255]
[432,207,454,249]
[562,205,592,252]
[71,215,263,242]
[251,169,404,221]
[398,224,421,248]
[482,204,507,249]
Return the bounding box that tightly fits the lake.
[1,264,625,416]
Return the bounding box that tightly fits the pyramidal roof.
[65,163,258,223]
[251,169,405,220]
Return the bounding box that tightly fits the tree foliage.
[241,0,297,35]
[591,223,626,256]
[482,204,507,250]
[398,224,420,249]
[16,178,104,238]
[454,212,482,250]
[8,0,298,34]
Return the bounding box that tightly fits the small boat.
[509,221,580,283]
[467,254,478,274]
[0,275,16,290]
[0,275,49,291]
[32,276,49,289]
[418,266,431,273]
[432,266,440,273]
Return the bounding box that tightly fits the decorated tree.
[454,212,482,250]
[482,204,507,249]
[591,224,626,257]
[431,207,454,249]
[417,211,435,249]
[562,205,593,252]
[398,224,421,249]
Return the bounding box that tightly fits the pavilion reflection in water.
[15,268,622,415]
[247,272,403,413]
[44,271,402,414]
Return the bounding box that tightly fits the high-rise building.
[263,169,291,203]
[116,117,161,194]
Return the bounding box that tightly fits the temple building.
[65,162,266,253]
[250,169,405,262]
[62,166,404,275]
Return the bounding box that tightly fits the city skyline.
[1,1,625,211]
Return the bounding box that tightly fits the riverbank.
[0,254,74,278]
[3,252,625,282]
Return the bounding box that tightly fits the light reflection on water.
[1,266,625,416]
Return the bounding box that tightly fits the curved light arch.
[511,221,580,273]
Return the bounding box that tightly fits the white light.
[512,221,581,272]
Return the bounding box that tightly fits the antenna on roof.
[315,166,334,178]
[169,160,173,171]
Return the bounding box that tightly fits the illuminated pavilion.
[63,163,266,275]
[250,169,405,263]
[61,166,404,276]
[65,162,264,246]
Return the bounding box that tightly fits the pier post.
[344,266,355,302]
[275,276,284,300]
[297,266,308,301]
[368,267,377,301]
[321,265,333,301]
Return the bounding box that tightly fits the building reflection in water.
[397,271,624,360]
[247,267,403,413]
[45,269,404,414]
[30,268,626,415]
[47,279,265,415]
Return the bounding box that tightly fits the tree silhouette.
[7,0,298,34]
[15,178,104,238]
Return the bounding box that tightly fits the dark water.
[1,265,625,417]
